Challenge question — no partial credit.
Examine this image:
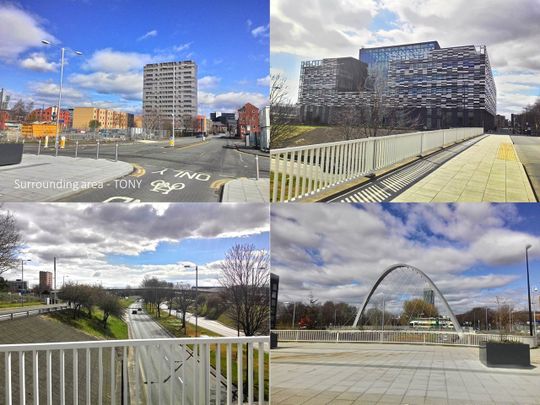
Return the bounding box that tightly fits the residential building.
[297,41,497,130]
[210,112,237,134]
[142,60,197,130]
[134,115,143,128]
[39,271,53,292]
[72,107,134,130]
[7,279,28,292]
[237,103,260,138]
[0,111,9,130]
[27,106,71,128]
[195,115,207,135]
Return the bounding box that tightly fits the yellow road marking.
[210,178,232,189]
[168,140,208,151]
[496,143,518,161]
[130,163,146,177]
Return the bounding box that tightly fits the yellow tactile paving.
[496,143,518,161]
[392,135,536,203]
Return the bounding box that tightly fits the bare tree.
[172,282,193,333]
[270,73,298,148]
[97,292,123,327]
[140,276,170,318]
[143,110,163,136]
[219,244,270,336]
[0,208,21,276]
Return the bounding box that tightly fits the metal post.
[526,245,533,336]
[291,302,296,329]
[38,139,41,156]
[55,48,65,157]
[195,265,198,337]
[255,155,260,180]
[21,260,24,307]
[75,140,79,158]
[115,142,118,162]
[96,140,100,159]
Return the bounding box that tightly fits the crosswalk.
[331,136,487,203]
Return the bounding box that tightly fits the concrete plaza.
[271,342,540,404]
[392,135,536,202]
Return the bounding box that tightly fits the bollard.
[96,140,100,159]
[16,135,19,143]
[115,142,119,162]
[75,140,79,158]
[37,139,41,156]
[255,154,260,180]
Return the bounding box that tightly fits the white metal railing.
[274,329,536,347]
[0,336,268,405]
[270,127,484,202]
[0,304,68,321]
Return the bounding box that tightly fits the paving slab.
[393,135,536,202]
[271,342,540,405]
[0,154,134,202]
[221,177,269,202]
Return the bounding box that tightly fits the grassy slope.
[47,305,129,340]
[146,307,269,400]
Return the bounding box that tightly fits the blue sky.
[2,203,270,288]
[271,0,540,117]
[0,0,269,115]
[272,203,540,313]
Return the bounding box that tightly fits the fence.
[0,304,68,321]
[270,127,484,202]
[0,336,268,405]
[274,329,537,348]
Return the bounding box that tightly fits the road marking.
[150,179,185,194]
[131,163,146,177]
[210,179,232,189]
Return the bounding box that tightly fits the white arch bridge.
[275,264,537,348]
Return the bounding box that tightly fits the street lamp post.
[20,259,31,307]
[184,264,198,336]
[41,40,82,156]
[526,244,533,336]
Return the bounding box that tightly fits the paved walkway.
[271,342,540,405]
[222,178,269,202]
[0,154,133,201]
[392,135,536,202]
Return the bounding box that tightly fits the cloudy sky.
[2,203,269,289]
[271,0,540,117]
[0,0,269,115]
[272,203,540,314]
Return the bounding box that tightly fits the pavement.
[20,135,270,202]
[182,311,244,337]
[222,178,269,202]
[271,342,540,405]
[392,134,536,202]
[0,153,133,202]
[511,135,540,199]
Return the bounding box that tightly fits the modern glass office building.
[297,41,497,130]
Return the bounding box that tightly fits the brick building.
[27,107,71,128]
[237,103,260,138]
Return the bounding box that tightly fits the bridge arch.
[352,263,464,338]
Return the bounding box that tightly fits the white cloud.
[137,29,157,41]
[0,4,55,61]
[251,24,269,39]
[70,71,143,100]
[85,48,153,73]
[199,91,268,112]
[1,203,269,288]
[20,52,58,72]
[256,75,270,87]
[271,203,539,313]
[198,75,221,89]
[174,42,193,52]
[29,81,84,99]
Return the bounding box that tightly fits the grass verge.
[146,307,269,401]
[47,308,129,340]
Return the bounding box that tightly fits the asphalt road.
[126,303,227,404]
[22,135,270,202]
[511,134,540,199]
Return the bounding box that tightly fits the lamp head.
[41,40,51,45]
